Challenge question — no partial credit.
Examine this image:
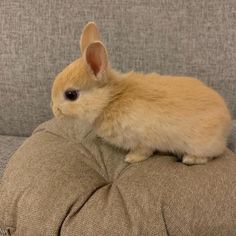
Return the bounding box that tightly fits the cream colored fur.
[51,22,231,164]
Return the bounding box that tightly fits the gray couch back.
[0,0,235,136]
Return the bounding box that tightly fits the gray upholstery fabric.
[0,135,26,179]
[229,120,236,153]
[0,0,235,136]
[1,118,236,235]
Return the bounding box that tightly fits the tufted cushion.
[1,1,236,136]
[0,118,236,235]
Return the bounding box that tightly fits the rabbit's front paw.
[182,155,209,165]
[125,153,149,163]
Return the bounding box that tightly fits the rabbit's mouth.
[52,105,64,118]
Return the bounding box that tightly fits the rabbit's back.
[120,72,228,116]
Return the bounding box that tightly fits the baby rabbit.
[51,22,231,165]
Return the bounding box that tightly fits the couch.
[0,1,236,235]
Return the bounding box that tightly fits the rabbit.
[51,22,232,165]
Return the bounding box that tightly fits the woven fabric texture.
[0,0,235,136]
[0,135,26,178]
[229,120,236,152]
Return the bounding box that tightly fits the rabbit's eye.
[64,89,79,101]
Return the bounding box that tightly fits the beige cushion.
[1,118,236,235]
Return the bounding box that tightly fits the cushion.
[1,1,236,136]
[1,118,236,235]
[0,135,26,178]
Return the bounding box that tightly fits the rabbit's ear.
[85,41,108,79]
[80,22,101,54]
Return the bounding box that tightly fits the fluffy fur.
[51,22,231,164]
